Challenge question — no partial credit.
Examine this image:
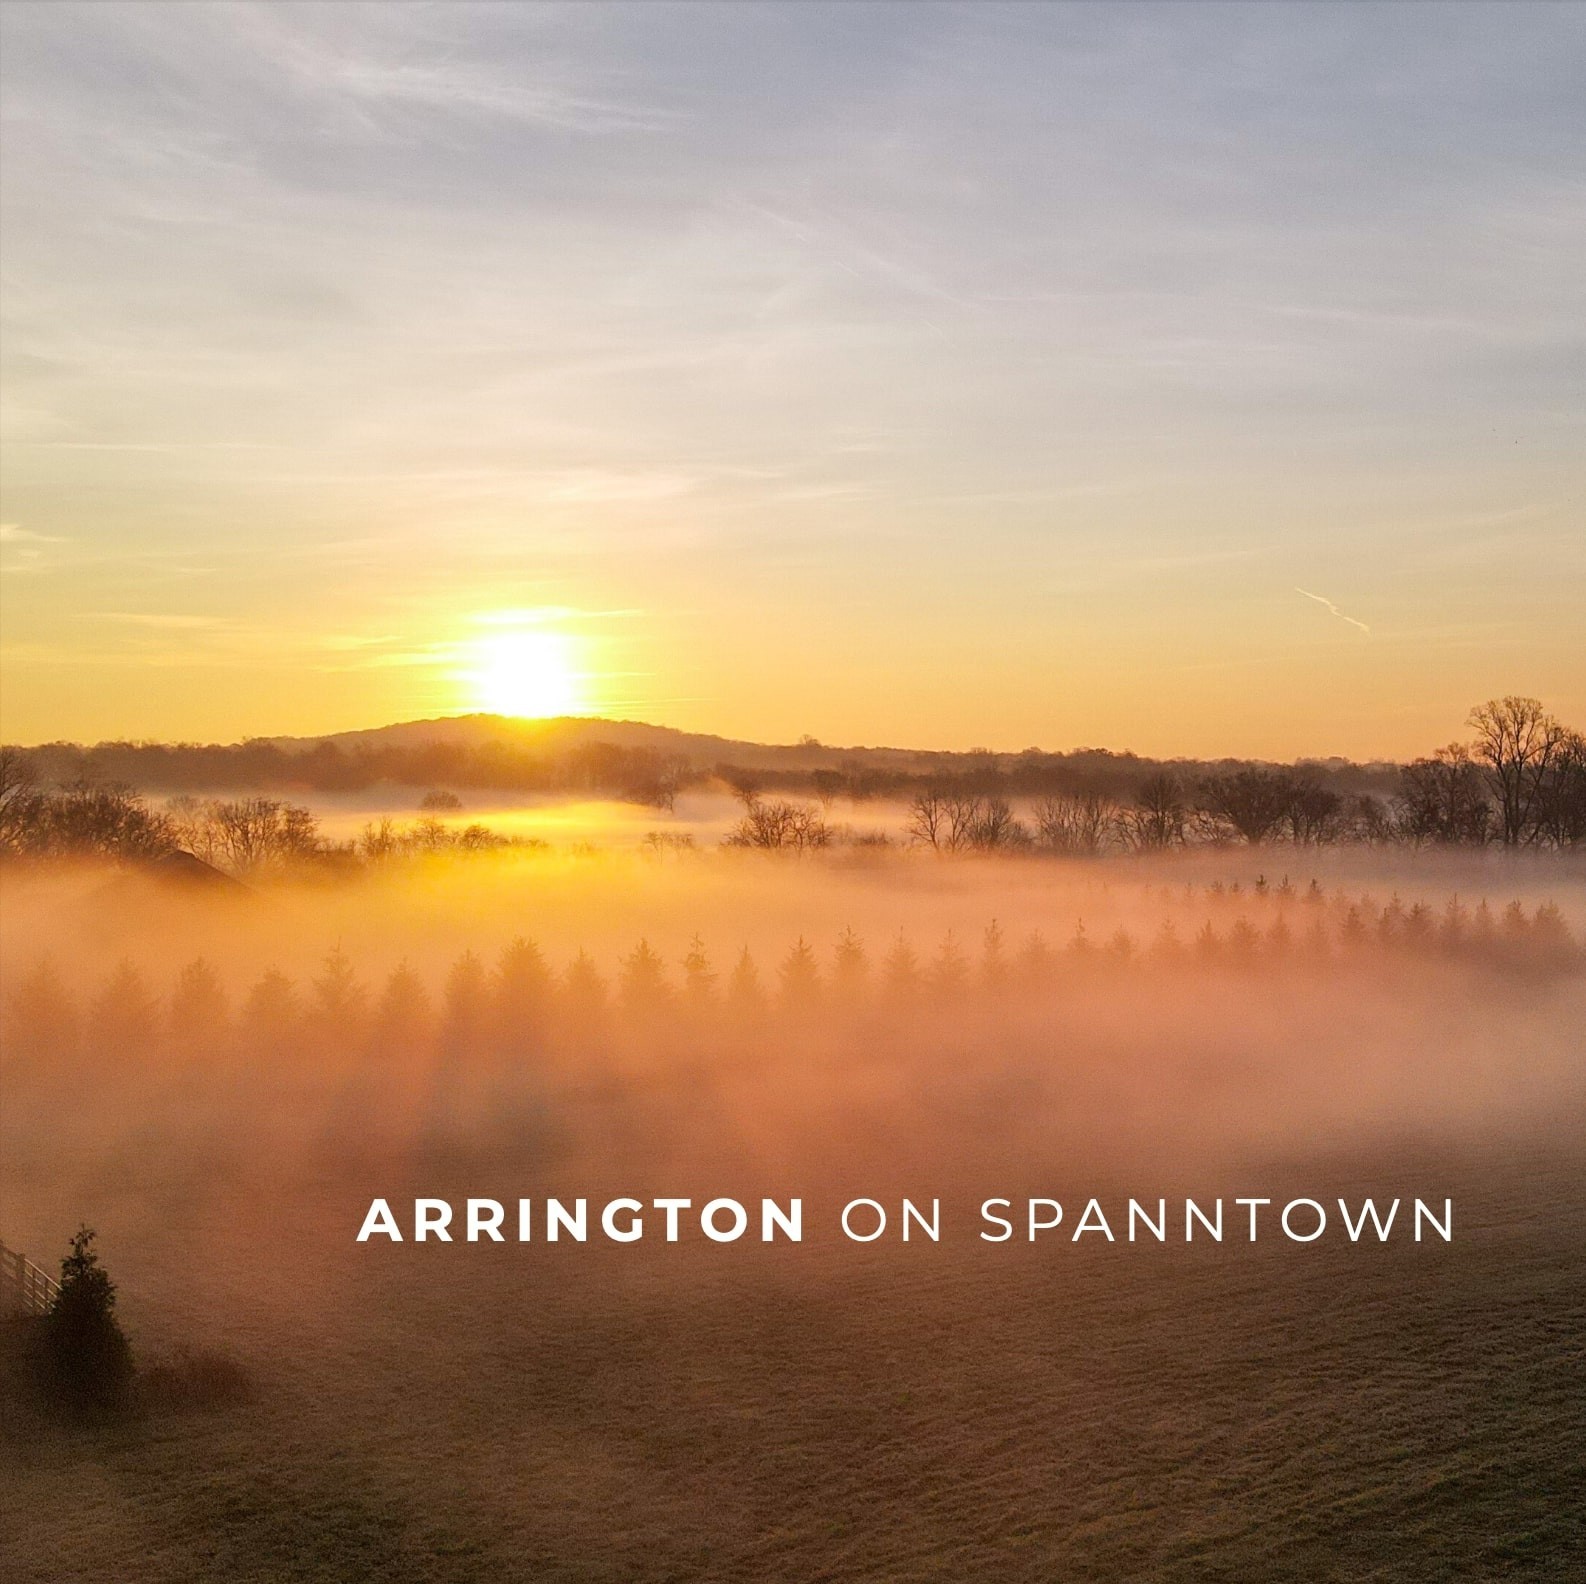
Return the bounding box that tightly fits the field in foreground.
[4,1159,1584,1583]
[3,848,1584,1581]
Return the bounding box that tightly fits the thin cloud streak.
[1296,588,1371,635]
[0,524,66,544]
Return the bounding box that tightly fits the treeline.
[736,697,1584,854]
[0,777,324,871]
[6,736,693,808]
[3,697,1582,869]
[714,748,1397,806]
[4,890,1579,1076]
[1,718,1403,811]
[0,772,547,873]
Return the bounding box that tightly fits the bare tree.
[967,795,1027,851]
[810,769,844,808]
[1532,731,1586,849]
[0,747,45,854]
[358,817,400,861]
[726,795,831,852]
[1345,793,1395,846]
[1123,773,1185,851]
[1467,696,1566,846]
[1283,776,1345,845]
[1198,769,1293,845]
[40,782,175,860]
[907,786,948,850]
[165,795,320,870]
[216,798,319,870]
[943,792,983,852]
[1033,791,1117,856]
[1395,745,1492,846]
[907,785,984,852]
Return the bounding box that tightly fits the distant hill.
[273,712,1391,777]
[9,713,1403,803]
[270,713,756,760]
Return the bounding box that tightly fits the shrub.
[139,1347,253,1413]
[41,1226,134,1416]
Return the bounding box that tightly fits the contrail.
[1295,587,1370,633]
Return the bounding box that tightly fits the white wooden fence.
[0,1239,60,1315]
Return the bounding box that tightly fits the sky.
[1,0,1582,759]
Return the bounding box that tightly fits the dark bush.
[139,1347,254,1413]
[41,1226,134,1417]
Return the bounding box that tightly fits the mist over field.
[4,714,1585,1583]
[4,836,1584,1579]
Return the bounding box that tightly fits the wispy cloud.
[89,612,227,630]
[0,524,66,544]
[1295,588,1370,634]
[213,3,680,138]
[472,607,641,626]
[0,522,68,574]
[327,60,678,136]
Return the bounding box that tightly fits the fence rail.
[0,1240,60,1316]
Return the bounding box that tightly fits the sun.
[470,630,582,719]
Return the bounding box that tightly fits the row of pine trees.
[4,894,1577,1071]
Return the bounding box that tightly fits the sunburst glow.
[470,630,582,719]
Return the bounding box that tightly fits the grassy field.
[4,852,1584,1581]
[4,1158,1584,1582]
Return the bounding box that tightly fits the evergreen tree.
[308,946,368,1052]
[368,961,433,1060]
[930,931,970,996]
[779,937,821,1007]
[831,927,869,999]
[1531,902,1576,967]
[439,951,490,1056]
[494,938,553,1054]
[1017,930,1054,985]
[86,962,160,1061]
[726,948,765,1017]
[619,939,672,1016]
[239,968,300,1054]
[883,933,920,996]
[681,936,717,1011]
[562,950,609,1028]
[169,958,229,1057]
[1149,920,1184,967]
[43,1227,134,1416]
[1226,917,1260,961]
[3,959,79,1067]
[980,919,1007,989]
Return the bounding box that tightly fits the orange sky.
[2,3,1582,759]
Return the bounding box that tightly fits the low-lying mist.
[5,846,1583,1235]
[6,843,1585,1584]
